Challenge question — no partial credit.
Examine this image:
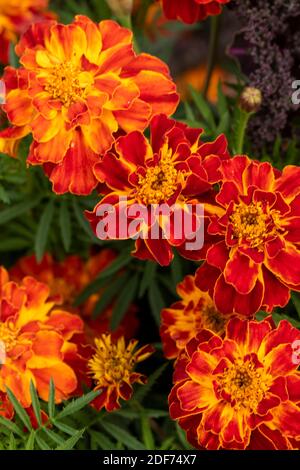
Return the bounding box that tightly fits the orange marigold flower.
[0,0,55,64]
[0,15,179,195]
[0,266,83,408]
[195,155,300,317]
[88,334,154,411]
[160,274,230,359]
[9,252,139,341]
[161,0,230,24]
[87,114,229,266]
[169,316,300,450]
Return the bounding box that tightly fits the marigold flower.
[161,0,230,24]
[0,267,83,408]
[195,156,300,316]
[88,334,154,411]
[160,274,230,359]
[9,252,139,341]
[0,0,54,64]
[169,316,300,450]
[87,114,229,266]
[0,15,178,195]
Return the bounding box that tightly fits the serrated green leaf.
[189,85,216,131]
[0,198,40,225]
[141,414,155,450]
[89,430,116,450]
[34,199,55,262]
[35,434,51,450]
[148,282,165,325]
[55,391,99,420]
[100,422,145,450]
[48,378,56,420]
[134,363,167,403]
[56,428,85,450]
[92,274,128,319]
[42,427,64,445]
[139,261,157,298]
[0,416,23,438]
[25,430,35,450]
[52,420,78,436]
[6,388,32,431]
[8,432,17,450]
[30,381,42,427]
[110,273,138,329]
[59,199,72,252]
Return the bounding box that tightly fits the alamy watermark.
[292,80,300,105]
[0,341,6,366]
[0,80,6,105]
[95,198,204,251]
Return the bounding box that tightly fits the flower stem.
[235,110,251,154]
[203,15,220,99]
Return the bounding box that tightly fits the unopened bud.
[239,87,262,113]
[106,0,133,18]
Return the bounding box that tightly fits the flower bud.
[239,87,262,113]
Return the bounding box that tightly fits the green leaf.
[72,198,100,242]
[189,85,216,131]
[216,111,230,135]
[0,238,31,251]
[0,184,10,204]
[139,261,157,298]
[92,274,128,319]
[52,420,79,436]
[134,363,168,403]
[55,429,85,450]
[148,282,165,325]
[141,414,155,450]
[0,198,40,225]
[30,381,42,427]
[25,430,35,450]
[48,378,56,420]
[8,432,17,450]
[34,199,55,262]
[176,423,193,450]
[100,422,145,450]
[35,434,51,450]
[183,101,196,122]
[89,430,116,450]
[59,199,72,252]
[217,81,228,116]
[6,388,32,430]
[292,293,300,318]
[75,251,132,306]
[110,273,138,329]
[55,391,99,420]
[170,253,183,287]
[0,416,24,438]
[42,427,64,445]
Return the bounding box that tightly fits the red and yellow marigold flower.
[161,0,230,24]
[160,274,230,359]
[9,252,139,341]
[88,334,154,411]
[195,156,300,317]
[0,266,83,408]
[169,316,300,450]
[0,15,178,195]
[87,114,229,266]
[0,0,54,64]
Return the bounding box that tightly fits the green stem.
[203,15,220,99]
[236,110,251,154]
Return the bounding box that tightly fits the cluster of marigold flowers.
[0,1,299,451]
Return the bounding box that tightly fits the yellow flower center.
[0,321,19,353]
[218,360,271,412]
[44,62,87,107]
[230,201,281,248]
[200,301,226,335]
[88,336,137,387]
[137,147,179,205]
